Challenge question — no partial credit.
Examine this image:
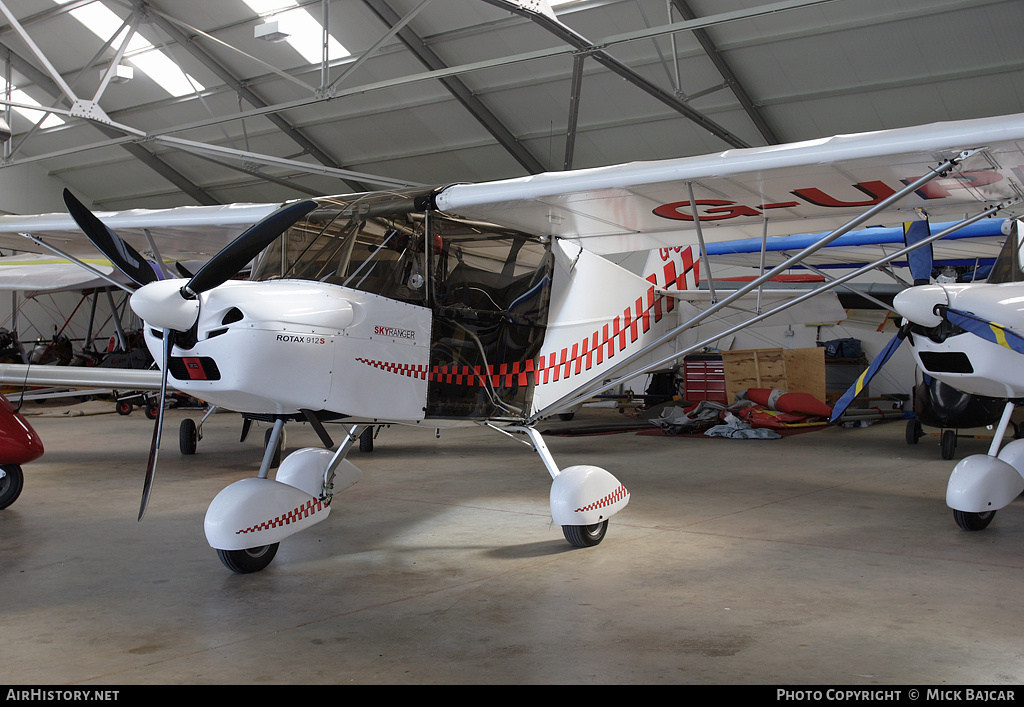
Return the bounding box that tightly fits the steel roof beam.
[0,39,218,205]
[137,0,371,193]
[669,0,778,145]
[489,0,751,149]
[361,0,546,175]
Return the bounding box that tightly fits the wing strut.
[687,181,717,303]
[18,232,134,294]
[533,200,1015,423]
[528,149,1007,422]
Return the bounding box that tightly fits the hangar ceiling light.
[52,0,204,97]
[241,0,350,65]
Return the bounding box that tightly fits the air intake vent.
[919,351,974,374]
[222,308,243,325]
[169,356,221,381]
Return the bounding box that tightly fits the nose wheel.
[562,520,608,547]
[953,509,996,531]
[216,544,280,573]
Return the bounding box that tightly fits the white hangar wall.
[0,164,131,361]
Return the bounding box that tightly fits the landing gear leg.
[515,426,628,548]
[179,406,217,456]
[260,419,286,475]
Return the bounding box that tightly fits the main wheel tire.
[953,509,996,531]
[906,419,922,445]
[179,418,198,455]
[941,429,957,460]
[359,426,374,452]
[0,464,23,509]
[216,543,280,574]
[563,520,608,548]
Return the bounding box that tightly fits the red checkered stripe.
[235,497,329,536]
[355,357,428,379]
[357,284,669,388]
[574,484,629,513]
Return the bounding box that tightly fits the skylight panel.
[243,0,350,66]
[53,0,204,97]
[1,81,64,129]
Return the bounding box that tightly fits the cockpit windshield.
[251,191,553,314]
[986,221,1024,284]
[251,192,429,304]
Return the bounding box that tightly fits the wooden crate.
[721,347,826,403]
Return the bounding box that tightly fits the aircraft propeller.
[180,199,317,299]
[830,219,931,423]
[830,303,1024,423]
[829,323,911,423]
[62,189,160,288]
[65,193,318,519]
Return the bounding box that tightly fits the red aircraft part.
[0,395,44,465]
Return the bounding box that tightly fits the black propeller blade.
[63,189,159,288]
[830,323,911,423]
[181,199,318,298]
[903,219,933,285]
[62,194,318,520]
[139,329,174,521]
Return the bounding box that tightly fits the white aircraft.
[1,112,1023,573]
[868,219,1024,532]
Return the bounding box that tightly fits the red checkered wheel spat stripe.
[574,484,629,514]
[235,497,329,536]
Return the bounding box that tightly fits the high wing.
[433,113,1024,255]
[1,113,1020,266]
[0,201,281,262]
[0,252,128,293]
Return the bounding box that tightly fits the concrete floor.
[3,403,1024,685]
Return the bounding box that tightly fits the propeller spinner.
[66,194,318,519]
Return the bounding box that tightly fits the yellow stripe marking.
[990,323,1011,349]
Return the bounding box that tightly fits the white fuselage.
[893,282,1024,399]
[141,279,433,419]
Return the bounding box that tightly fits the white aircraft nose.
[130,278,200,332]
[892,284,949,328]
